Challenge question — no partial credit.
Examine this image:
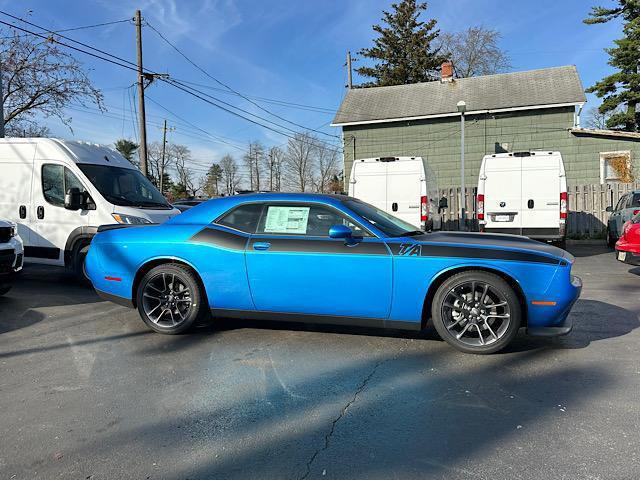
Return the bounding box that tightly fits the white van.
[348,156,442,231]
[477,151,567,246]
[0,138,179,277]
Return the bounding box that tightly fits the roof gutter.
[331,102,584,127]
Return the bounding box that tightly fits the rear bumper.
[615,248,640,266]
[483,227,563,240]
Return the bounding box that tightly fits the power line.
[0,12,343,154]
[0,17,131,40]
[145,21,339,139]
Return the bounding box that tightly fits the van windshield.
[78,164,171,209]
[343,198,422,237]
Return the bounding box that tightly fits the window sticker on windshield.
[264,206,310,234]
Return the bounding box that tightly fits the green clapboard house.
[332,65,640,190]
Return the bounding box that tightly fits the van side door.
[30,162,90,265]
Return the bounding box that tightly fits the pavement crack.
[298,359,386,480]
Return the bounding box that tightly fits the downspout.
[575,103,584,128]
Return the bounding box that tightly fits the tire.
[554,239,567,250]
[136,264,206,334]
[431,271,522,354]
[0,284,11,296]
[606,228,616,248]
[72,242,91,285]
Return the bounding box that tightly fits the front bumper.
[615,249,640,266]
[0,241,24,280]
[526,274,582,337]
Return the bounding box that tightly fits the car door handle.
[37,206,44,219]
[19,205,26,219]
[253,242,271,251]
[392,202,398,212]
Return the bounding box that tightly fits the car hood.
[408,231,573,263]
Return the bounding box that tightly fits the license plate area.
[618,251,627,261]
[489,212,517,223]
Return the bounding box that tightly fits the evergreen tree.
[114,139,139,164]
[203,163,223,197]
[584,1,640,131]
[356,0,445,86]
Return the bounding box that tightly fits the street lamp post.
[457,100,466,231]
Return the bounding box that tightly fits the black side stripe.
[390,243,560,265]
[190,227,248,250]
[250,237,390,255]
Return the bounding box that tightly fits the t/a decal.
[398,243,422,256]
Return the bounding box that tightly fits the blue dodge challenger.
[86,193,582,354]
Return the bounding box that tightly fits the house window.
[600,151,633,184]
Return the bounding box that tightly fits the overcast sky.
[0,0,624,178]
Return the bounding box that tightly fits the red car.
[615,212,640,265]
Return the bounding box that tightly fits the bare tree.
[283,133,318,192]
[438,27,510,77]
[220,154,240,195]
[172,144,200,197]
[1,31,103,134]
[243,141,264,191]
[584,106,618,130]
[265,146,283,191]
[314,147,339,193]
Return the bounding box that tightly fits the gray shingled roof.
[332,66,586,126]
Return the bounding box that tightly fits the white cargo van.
[0,138,179,277]
[477,151,567,246]
[348,156,442,231]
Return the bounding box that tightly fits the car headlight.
[112,213,152,225]
[8,222,17,238]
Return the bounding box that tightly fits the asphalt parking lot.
[1,244,639,480]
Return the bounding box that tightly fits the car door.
[622,192,640,229]
[30,163,90,265]
[245,202,393,319]
[611,194,628,237]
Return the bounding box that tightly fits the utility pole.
[135,10,148,177]
[160,119,168,195]
[346,51,353,89]
[457,101,467,231]
[0,55,5,138]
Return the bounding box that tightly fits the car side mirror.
[605,206,613,213]
[438,196,448,212]
[329,224,353,240]
[64,187,82,210]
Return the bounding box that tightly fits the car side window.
[217,203,264,233]
[255,204,370,237]
[629,194,640,208]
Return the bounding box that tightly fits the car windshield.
[342,198,423,237]
[78,164,171,209]
[631,193,640,207]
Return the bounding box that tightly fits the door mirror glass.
[329,224,353,239]
[64,187,82,210]
[605,206,613,213]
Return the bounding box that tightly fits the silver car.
[606,190,640,247]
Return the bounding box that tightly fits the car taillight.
[421,195,428,222]
[560,192,567,220]
[477,194,485,220]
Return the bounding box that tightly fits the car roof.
[168,192,351,225]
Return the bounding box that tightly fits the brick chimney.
[441,61,454,82]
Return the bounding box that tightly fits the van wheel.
[72,242,91,285]
[0,284,11,296]
[554,239,567,250]
[431,271,521,354]
[606,228,616,248]
[136,264,206,334]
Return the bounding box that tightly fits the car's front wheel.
[136,264,207,334]
[606,227,617,248]
[431,271,521,354]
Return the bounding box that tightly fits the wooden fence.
[437,182,640,238]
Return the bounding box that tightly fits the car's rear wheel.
[607,227,617,248]
[431,271,521,354]
[136,264,206,334]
